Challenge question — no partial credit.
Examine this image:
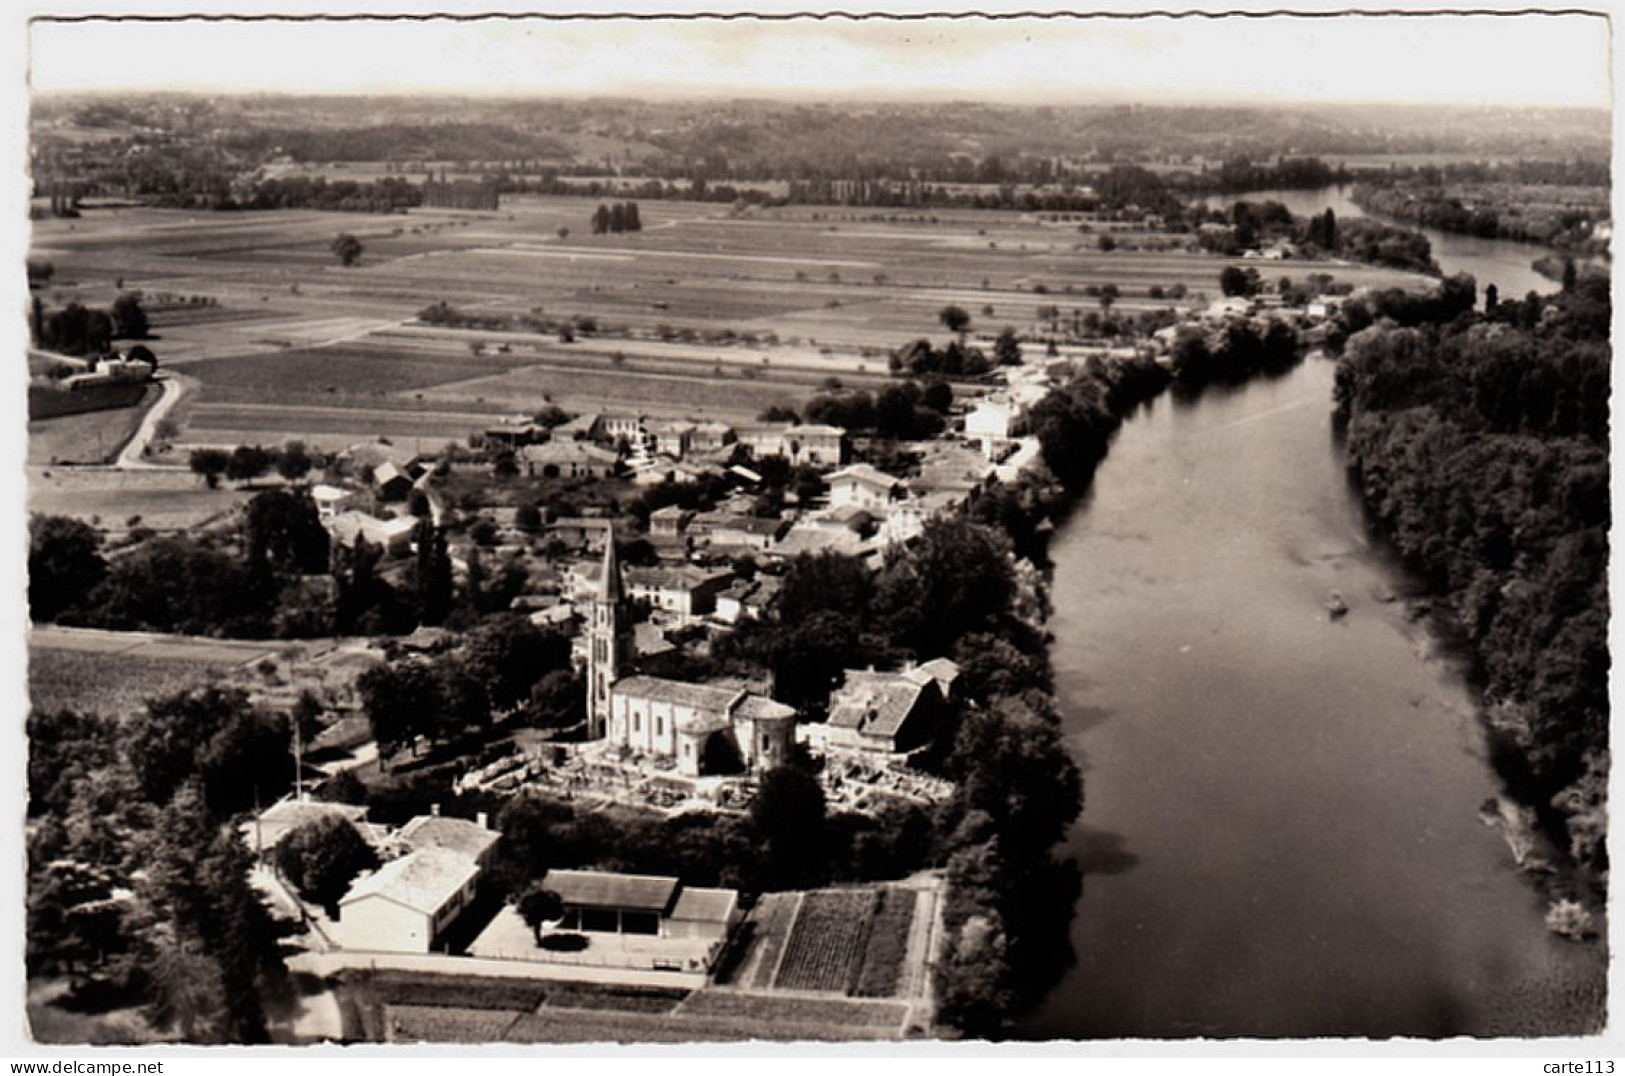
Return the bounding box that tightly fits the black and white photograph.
[11,2,1615,1053]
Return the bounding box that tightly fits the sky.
[24,9,1614,109]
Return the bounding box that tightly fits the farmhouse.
[601,413,649,446]
[372,461,413,501]
[705,514,790,552]
[648,419,696,458]
[688,421,736,453]
[547,516,612,553]
[484,417,547,448]
[521,440,620,480]
[649,505,692,539]
[735,423,846,467]
[554,412,603,440]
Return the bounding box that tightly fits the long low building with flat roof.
[542,868,741,946]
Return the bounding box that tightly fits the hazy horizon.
[28,14,1613,110]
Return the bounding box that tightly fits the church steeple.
[586,526,630,740]
[597,528,624,605]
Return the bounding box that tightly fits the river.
[1197,186,1557,299]
[1021,359,1596,1039]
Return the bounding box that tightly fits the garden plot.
[772,888,880,993]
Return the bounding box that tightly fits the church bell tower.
[586,528,631,740]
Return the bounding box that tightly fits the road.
[114,371,196,469]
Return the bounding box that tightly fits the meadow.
[29,193,1432,457]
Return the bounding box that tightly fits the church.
[586,537,797,776]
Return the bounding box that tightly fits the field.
[853,888,921,998]
[773,888,896,994]
[27,466,250,536]
[28,630,280,716]
[29,194,1434,455]
[28,384,159,465]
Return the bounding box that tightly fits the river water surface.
[1022,358,1593,1039]
[1198,186,1557,299]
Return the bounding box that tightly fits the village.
[166,275,1361,991]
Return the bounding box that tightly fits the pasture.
[29,194,1433,454]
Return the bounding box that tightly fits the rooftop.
[614,675,746,713]
[828,463,903,491]
[827,670,932,739]
[340,847,478,916]
[669,887,739,925]
[542,869,679,914]
[398,814,499,862]
[246,798,368,852]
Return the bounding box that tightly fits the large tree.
[330,233,363,267]
[244,489,329,575]
[274,816,378,911]
[356,660,443,761]
[875,517,1017,657]
[749,765,828,889]
[110,293,150,339]
[29,515,106,622]
[463,617,572,712]
[515,882,564,944]
[126,686,292,815]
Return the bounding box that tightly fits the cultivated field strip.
[772,888,881,993]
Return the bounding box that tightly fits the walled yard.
[335,875,941,1044]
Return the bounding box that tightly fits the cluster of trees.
[28,488,531,640]
[1167,318,1303,387]
[1026,354,1171,488]
[28,686,295,1040]
[224,123,572,164]
[1187,155,1350,195]
[590,202,642,234]
[357,617,578,764]
[1194,199,1436,274]
[230,176,421,213]
[1334,277,1610,881]
[418,301,605,341]
[1330,217,1437,273]
[1331,272,1481,337]
[1351,182,1609,251]
[799,378,951,441]
[31,512,287,637]
[32,294,150,356]
[188,441,317,488]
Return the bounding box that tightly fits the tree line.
[1333,274,1610,889]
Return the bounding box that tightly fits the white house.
[826,464,905,512]
[965,400,1015,444]
[310,484,358,523]
[337,847,481,954]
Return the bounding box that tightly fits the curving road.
[114,371,196,469]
